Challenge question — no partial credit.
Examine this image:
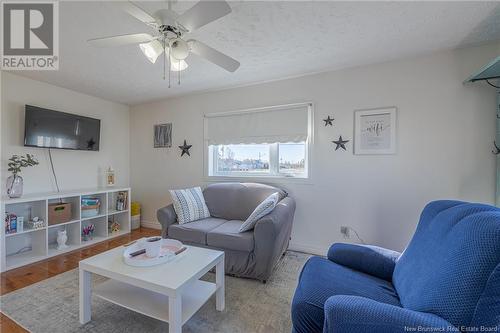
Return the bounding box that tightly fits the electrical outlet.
[340,226,350,238]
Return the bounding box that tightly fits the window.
[205,103,312,179]
[279,142,306,175]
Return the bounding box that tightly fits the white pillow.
[239,192,280,233]
[169,187,210,224]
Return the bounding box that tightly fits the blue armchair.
[291,200,500,332]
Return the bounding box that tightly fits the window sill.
[205,174,313,185]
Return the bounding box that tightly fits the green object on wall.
[466,56,500,206]
[466,56,500,83]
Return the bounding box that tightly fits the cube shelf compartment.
[1,187,131,272]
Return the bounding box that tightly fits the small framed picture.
[154,123,172,148]
[354,107,397,155]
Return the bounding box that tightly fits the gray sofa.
[157,183,296,282]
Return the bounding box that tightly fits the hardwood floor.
[0,227,160,333]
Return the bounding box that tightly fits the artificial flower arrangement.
[82,224,95,241]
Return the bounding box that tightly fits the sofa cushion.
[203,183,286,221]
[169,187,210,224]
[207,220,255,252]
[393,200,500,328]
[292,256,401,333]
[168,217,227,244]
[239,192,280,232]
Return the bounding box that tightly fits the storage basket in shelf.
[48,203,72,225]
[81,197,101,218]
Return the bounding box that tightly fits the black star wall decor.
[86,138,96,150]
[178,140,192,157]
[323,116,334,126]
[332,136,349,151]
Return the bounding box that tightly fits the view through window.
[212,142,306,177]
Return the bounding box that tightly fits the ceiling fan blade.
[116,1,158,26]
[188,40,240,72]
[88,33,154,47]
[177,1,231,32]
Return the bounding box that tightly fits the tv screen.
[24,105,101,151]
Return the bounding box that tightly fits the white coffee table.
[79,244,225,333]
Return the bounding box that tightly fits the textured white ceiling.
[11,1,500,105]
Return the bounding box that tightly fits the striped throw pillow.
[169,187,211,224]
[239,192,280,232]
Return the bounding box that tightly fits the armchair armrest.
[156,204,177,238]
[327,243,400,281]
[323,295,454,333]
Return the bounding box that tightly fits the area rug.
[1,251,310,333]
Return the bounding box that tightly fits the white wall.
[130,42,499,253]
[1,73,130,194]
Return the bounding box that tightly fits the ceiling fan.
[87,0,240,87]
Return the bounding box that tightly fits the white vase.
[57,230,68,250]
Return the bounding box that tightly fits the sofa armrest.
[255,196,295,235]
[327,243,400,281]
[323,295,454,333]
[253,196,296,280]
[156,204,177,238]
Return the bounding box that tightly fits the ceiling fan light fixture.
[169,38,189,60]
[139,39,163,63]
[171,59,188,71]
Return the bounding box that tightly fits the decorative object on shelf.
[6,154,39,198]
[154,123,173,148]
[48,203,72,225]
[26,216,45,230]
[354,107,397,155]
[5,213,17,234]
[178,140,192,157]
[332,136,349,151]
[17,216,24,232]
[81,197,101,218]
[108,219,121,234]
[82,224,95,241]
[116,191,128,211]
[56,229,69,250]
[106,166,115,187]
[323,116,334,126]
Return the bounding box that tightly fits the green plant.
[8,154,39,176]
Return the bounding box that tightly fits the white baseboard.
[288,242,325,256]
[141,220,162,230]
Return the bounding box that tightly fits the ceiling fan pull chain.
[168,47,172,88]
[162,39,166,81]
[178,59,181,85]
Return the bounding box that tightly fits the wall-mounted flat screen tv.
[24,105,101,151]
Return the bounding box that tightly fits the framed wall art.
[354,107,397,155]
[154,123,172,148]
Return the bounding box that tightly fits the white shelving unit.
[1,187,131,272]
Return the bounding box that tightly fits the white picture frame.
[354,107,397,155]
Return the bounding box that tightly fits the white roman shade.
[205,103,310,145]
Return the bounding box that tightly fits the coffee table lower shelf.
[93,279,217,324]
